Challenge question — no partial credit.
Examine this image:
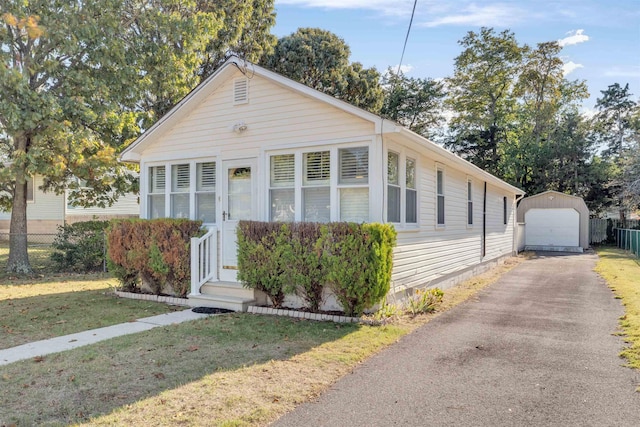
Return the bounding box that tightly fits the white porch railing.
[190,226,217,296]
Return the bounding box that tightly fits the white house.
[119,57,525,311]
[0,174,139,237]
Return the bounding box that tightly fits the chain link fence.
[615,228,640,259]
[0,232,108,274]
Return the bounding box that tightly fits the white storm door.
[220,159,257,282]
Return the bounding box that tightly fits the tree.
[0,0,276,274]
[260,28,384,113]
[445,28,525,176]
[380,69,446,139]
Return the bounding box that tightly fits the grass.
[0,257,523,426]
[0,276,179,350]
[594,246,640,369]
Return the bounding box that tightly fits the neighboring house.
[119,56,525,311]
[517,190,589,253]
[0,174,139,237]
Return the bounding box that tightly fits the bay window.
[303,151,330,222]
[148,166,165,219]
[338,147,369,223]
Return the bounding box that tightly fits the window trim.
[436,164,445,228]
[385,147,419,227]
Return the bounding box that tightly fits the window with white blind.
[148,165,165,219]
[405,158,417,223]
[303,151,330,222]
[171,164,190,218]
[338,147,369,222]
[270,154,295,221]
[196,162,216,223]
[387,151,417,225]
[147,160,217,222]
[436,167,445,226]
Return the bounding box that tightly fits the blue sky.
[272,0,640,112]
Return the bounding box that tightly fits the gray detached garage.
[517,191,589,253]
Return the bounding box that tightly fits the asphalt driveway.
[273,252,640,426]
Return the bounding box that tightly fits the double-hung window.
[436,166,445,226]
[467,179,473,226]
[147,161,217,223]
[387,151,417,225]
[148,166,166,219]
[338,147,369,223]
[303,151,331,222]
[270,154,295,221]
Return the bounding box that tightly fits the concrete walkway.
[273,252,640,426]
[0,309,209,366]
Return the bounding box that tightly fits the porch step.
[200,281,255,299]
[187,293,256,312]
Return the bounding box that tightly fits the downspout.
[482,181,487,259]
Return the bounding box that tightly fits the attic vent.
[233,77,249,104]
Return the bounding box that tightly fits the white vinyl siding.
[270,154,295,221]
[338,147,369,223]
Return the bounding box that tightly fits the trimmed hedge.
[107,218,204,297]
[50,220,110,272]
[237,221,396,316]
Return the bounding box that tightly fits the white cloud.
[562,61,584,76]
[558,29,589,47]
[421,3,527,28]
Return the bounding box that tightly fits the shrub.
[50,220,110,273]
[404,288,444,316]
[107,218,203,296]
[237,221,288,307]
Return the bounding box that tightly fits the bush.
[107,218,204,296]
[237,221,397,316]
[50,220,109,273]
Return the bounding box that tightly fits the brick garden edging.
[114,291,190,307]
[247,306,375,324]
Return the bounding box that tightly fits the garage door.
[525,208,579,247]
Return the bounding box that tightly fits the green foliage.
[404,288,444,317]
[0,0,276,274]
[50,220,109,273]
[106,219,203,297]
[237,221,397,316]
[381,68,446,139]
[260,28,384,113]
[236,221,288,308]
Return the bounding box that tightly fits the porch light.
[232,122,248,133]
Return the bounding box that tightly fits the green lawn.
[594,246,640,370]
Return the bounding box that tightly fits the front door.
[220,159,257,281]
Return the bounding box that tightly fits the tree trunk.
[6,139,33,274]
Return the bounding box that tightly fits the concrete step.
[187,293,255,312]
[200,281,255,299]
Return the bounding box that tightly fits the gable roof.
[119,56,524,196]
[522,190,586,202]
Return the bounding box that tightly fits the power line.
[396,0,418,77]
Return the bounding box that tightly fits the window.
[148,166,165,219]
[196,162,216,223]
[406,158,417,223]
[303,151,330,222]
[270,154,295,221]
[147,161,217,222]
[387,152,400,223]
[171,164,190,218]
[26,176,34,202]
[467,179,473,226]
[436,167,445,226]
[338,147,369,222]
[503,196,508,225]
